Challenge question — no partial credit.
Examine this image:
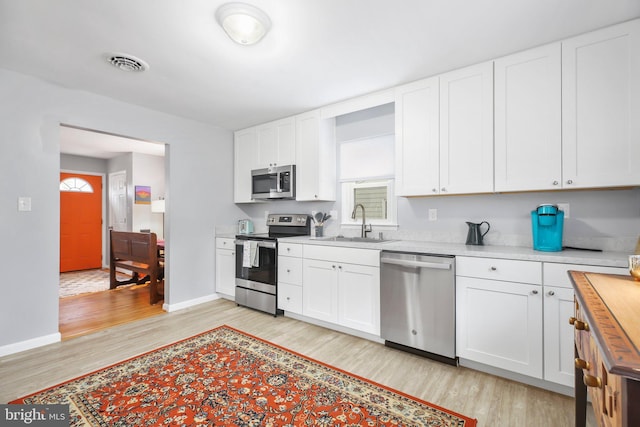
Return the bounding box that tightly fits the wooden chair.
[109,230,163,305]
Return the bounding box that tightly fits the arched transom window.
[60,177,94,193]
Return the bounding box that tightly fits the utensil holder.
[315,226,323,237]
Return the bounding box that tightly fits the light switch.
[18,196,32,212]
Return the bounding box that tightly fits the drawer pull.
[531,290,538,295]
[569,317,576,325]
[490,266,497,271]
[583,374,602,388]
[547,290,555,296]
[575,358,591,370]
[574,320,590,331]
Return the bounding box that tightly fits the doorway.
[59,125,167,338]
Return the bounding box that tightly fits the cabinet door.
[337,264,380,335]
[439,61,494,194]
[295,110,336,201]
[302,259,338,323]
[562,20,640,188]
[543,285,575,387]
[456,276,543,378]
[278,283,303,314]
[257,117,295,168]
[395,77,440,196]
[233,127,258,203]
[215,248,236,298]
[494,43,562,192]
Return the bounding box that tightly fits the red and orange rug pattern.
[12,326,477,426]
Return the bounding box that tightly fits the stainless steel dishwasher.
[380,251,456,365]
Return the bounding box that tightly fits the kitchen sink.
[317,236,396,243]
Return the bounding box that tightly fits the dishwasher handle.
[381,257,452,270]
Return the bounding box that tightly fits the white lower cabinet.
[456,257,543,378]
[456,274,543,378]
[542,285,575,387]
[302,245,380,335]
[277,243,303,314]
[542,262,628,387]
[457,256,628,388]
[215,238,236,299]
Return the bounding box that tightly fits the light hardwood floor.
[59,283,165,340]
[2,298,595,426]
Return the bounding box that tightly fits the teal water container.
[531,204,564,251]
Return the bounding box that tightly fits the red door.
[60,173,102,272]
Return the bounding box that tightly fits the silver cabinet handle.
[381,258,451,270]
[548,290,555,296]
[553,180,559,186]
[532,290,539,295]
[567,179,574,184]
[490,266,497,271]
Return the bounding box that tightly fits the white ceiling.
[59,126,164,159]
[2,0,640,138]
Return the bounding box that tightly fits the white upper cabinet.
[256,117,295,168]
[295,110,336,201]
[395,77,440,196]
[494,43,562,192]
[233,127,258,203]
[439,61,494,195]
[562,19,640,189]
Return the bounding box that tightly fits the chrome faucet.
[352,203,368,238]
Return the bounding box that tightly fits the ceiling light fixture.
[215,2,271,45]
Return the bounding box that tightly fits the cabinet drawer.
[456,256,542,284]
[543,263,628,288]
[278,283,303,314]
[216,237,235,250]
[279,242,303,258]
[303,244,380,267]
[278,256,303,285]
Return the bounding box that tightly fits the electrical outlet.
[557,203,570,219]
[428,208,437,221]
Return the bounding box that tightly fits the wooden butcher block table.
[569,271,640,427]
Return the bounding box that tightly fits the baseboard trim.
[458,357,574,396]
[163,293,220,312]
[0,332,61,357]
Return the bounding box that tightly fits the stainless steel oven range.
[235,213,310,316]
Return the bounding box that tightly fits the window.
[342,179,396,225]
[337,103,397,228]
[59,177,94,193]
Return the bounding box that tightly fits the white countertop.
[277,235,630,268]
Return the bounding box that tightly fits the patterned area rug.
[11,326,476,426]
[60,269,131,298]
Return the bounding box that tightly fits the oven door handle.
[257,241,276,249]
[236,240,276,249]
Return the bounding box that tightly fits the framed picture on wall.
[135,185,151,204]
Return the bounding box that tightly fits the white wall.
[132,153,166,238]
[0,68,243,353]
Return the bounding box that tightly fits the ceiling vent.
[106,53,149,72]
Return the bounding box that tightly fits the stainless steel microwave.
[251,164,296,200]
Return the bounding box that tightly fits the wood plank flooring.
[3,298,595,426]
[59,283,165,340]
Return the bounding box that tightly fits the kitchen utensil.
[531,204,564,251]
[314,212,324,224]
[465,221,490,245]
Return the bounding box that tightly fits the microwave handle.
[276,172,282,193]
